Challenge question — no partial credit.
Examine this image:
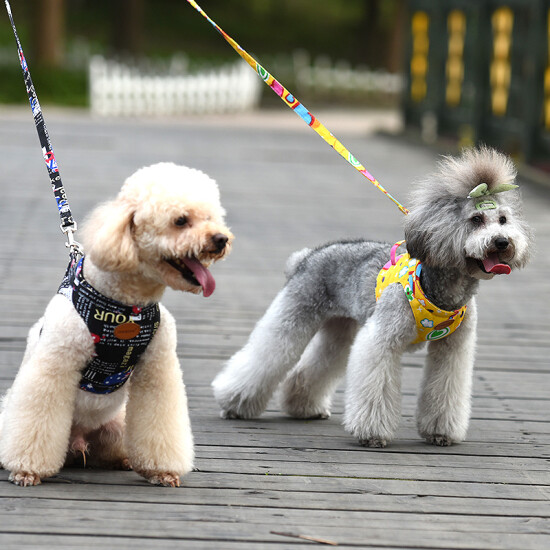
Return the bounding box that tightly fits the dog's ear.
[404,209,430,263]
[82,199,139,272]
[404,197,466,267]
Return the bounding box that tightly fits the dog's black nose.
[495,237,509,250]
[212,233,229,251]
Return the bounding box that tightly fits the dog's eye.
[499,215,507,225]
[470,215,483,226]
[174,216,188,227]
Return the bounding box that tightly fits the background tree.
[31,0,65,68]
[111,0,144,57]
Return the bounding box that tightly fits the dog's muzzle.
[212,233,229,253]
[479,237,514,275]
[494,237,509,251]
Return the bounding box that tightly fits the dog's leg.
[281,317,358,419]
[0,297,92,486]
[343,287,414,447]
[417,299,478,446]
[124,307,193,488]
[212,286,323,419]
[0,320,42,444]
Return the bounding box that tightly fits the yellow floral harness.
[375,242,467,344]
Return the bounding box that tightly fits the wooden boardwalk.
[0,107,549,549]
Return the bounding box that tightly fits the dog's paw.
[307,410,331,420]
[426,434,454,447]
[289,409,331,420]
[280,374,333,420]
[281,398,331,420]
[9,471,42,487]
[120,458,133,471]
[134,466,181,487]
[215,394,264,419]
[344,415,395,449]
[105,457,133,471]
[212,369,269,419]
[143,471,181,487]
[359,437,388,448]
[220,409,244,420]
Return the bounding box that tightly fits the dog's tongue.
[482,252,511,275]
[181,257,216,297]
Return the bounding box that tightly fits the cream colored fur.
[0,162,233,487]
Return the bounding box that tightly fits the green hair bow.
[468,182,518,211]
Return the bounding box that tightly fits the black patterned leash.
[4,0,81,254]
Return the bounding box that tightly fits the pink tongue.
[482,252,511,275]
[181,257,216,297]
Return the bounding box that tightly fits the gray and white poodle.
[212,146,533,447]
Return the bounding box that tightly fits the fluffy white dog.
[213,147,533,447]
[0,162,233,486]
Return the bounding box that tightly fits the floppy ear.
[404,196,467,267]
[404,207,431,263]
[82,199,139,272]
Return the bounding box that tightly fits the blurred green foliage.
[0,66,88,106]
[0,0,403,106]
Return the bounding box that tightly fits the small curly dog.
[0,162,233,486]
[213,147,533,447]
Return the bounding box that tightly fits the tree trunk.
[32,0,65,68]
[112,0,145,58]
[387,0,407,73]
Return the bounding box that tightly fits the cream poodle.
[0,162,233,487]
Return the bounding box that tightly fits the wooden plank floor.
[1,107,549,549]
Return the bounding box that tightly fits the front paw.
[359,437,388,448]
[343,405,398,449]
[220,408,244,420]
[212,367,268,420]
[426,434,454,447]
[120,458,133,471]
[9,471,42,487]
[281,394,331,420]
[136,468,181,487]
[417,415,467,446]
[281,405,331,420]
[215,393,264,420]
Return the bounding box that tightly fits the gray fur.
[212,147,534,447]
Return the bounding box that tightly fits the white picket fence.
[292,50,403,97]
[89,55,262,116]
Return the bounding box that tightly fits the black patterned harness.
[58,255,160,394]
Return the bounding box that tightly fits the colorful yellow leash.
[186,0,410,216]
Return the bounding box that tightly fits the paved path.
[0,107,549,549]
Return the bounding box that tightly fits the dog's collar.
[376,242,467,344]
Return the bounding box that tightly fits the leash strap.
[4,0,81,250]
[186,0,410,215]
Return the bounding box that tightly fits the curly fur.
[212,147,533,447]
[0,162,233,486]
[405,145,531,274]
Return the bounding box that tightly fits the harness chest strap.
[58,253,161,394]
[375,242,467,344]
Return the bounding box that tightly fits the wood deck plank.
[1,108,549,548]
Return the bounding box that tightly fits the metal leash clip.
[61,223,83,256]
